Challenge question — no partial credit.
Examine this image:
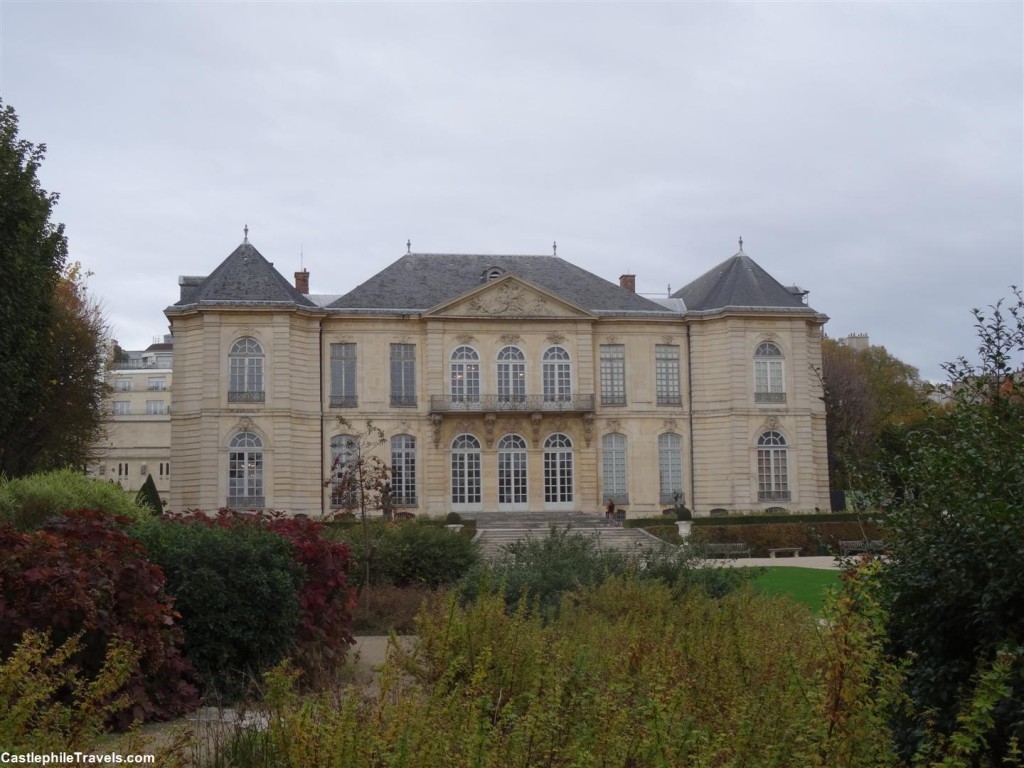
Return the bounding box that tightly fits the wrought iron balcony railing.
[227,496,265,509]
[228,390,265,403]
[755,392,787,404]
[429,393,595,414]
[330,394,358,408]
[757,490,791,502]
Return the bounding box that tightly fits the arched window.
[757,430,790,502]
[391,434,417,506]
[329,434,358,509]
[543,433,574,508]
[451,434,482,510]
[754,342,785,403]
[658,433,684,505]
[601,433,627,505]
[450,346,480,404]
[228,431,264,508]
[497,346,526,404]
[497,434,528,509]
[542,346,572,404]
[229,338,265,402]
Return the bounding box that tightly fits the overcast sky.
[2,1,1021,381]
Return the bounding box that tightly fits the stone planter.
[676,520,692,538]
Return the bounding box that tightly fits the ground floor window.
[391,434,417,505]
[451,434,482,509]
[543,433,574,507]
[228,431,264,508]
[497,434,528,508]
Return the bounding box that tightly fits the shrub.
[0,510,199,727]
[132,514,301,700]
[0,469,147,531]
[0,631,138,751]
[134,474,163,515]
[691,520,884,556]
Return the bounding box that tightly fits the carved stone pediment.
[428,276,592,319]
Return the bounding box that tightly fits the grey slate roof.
[672,249,814,312]
[172,242,315,308]
[328,253,673,314]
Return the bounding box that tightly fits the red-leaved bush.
[0,509,200,728]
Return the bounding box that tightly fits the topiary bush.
[0,470,148,531]
[0,509,200,728]
[132,513,301,701]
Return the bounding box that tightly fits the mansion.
[164,237,830,518]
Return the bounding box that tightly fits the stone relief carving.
[395,335,412,345]
[430,414,443,448]
[546,333,566,345]
[583,412,595,447]
[662,336,676,346]
[499,334,523,346]
[604,335,619,345]
[530,413,543,447]
[766,416,779,430]
[605,419,621,433]
[455,334,476,345]
[467,283,548,316]
[663,418,678,433]
[483,413,497,448]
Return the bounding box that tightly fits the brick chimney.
[619,274,636,293]
[294,269,309,294]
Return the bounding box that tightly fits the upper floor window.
[600,345,626,406]
[655,345,682,406]
[330,343,357,408]
[497,346,526,403]
[542,346,572,403]
[228,431,264,508]
[112,401,130,415]
[114,378,131,392]
[390,344,417,407]
[229,338,265,403]
[757,430,790,502]
[754,342,785,403]
[147,377,167,391]
[145,400,166,415]
[450,346,480,403]
[601,433,628,504]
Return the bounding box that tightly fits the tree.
[869,289,1024,761]
[0,102,108,476]
[819,338,928,491]
[324,419,391,612]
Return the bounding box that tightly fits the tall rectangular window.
[147,377,167,391]
[658,433,684,504]
[391,435,417,505]
[112,401,130,415]
[115,378,132,392]
[601,433,627,504]
[145,400,166,415]
[655,345,681,406]
[600,345,626,406]
[390,344,416,407]
[330,343,357,407]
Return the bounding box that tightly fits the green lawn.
[751,567,841,613]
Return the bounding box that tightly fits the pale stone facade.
[165,240,830,519]
[92,339,173,498]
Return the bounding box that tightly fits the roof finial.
[738,235,743,252]
[407,239,411,254]
[553,240,557,256]
[244,224,249,244]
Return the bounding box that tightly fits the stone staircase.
[465,511,674,560]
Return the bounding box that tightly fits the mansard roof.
[672,249,814,313]
[329,253,673,315]
[172,241,315,308]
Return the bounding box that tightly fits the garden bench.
[703,543,751,559]
[767,547,802,558]
[839,539,886,556]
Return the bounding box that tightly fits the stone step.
[473,525,672,559]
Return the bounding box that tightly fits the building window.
[658,433,684,504]
[601,433,627,505]
[390,344,416,406]
[229,338,265,402]
[330,434,358,509]
[112,401,130,415]
[497,346,526,404]
[656,345,681,406]
[330,343,357,408]
[757,430,790,501]
[542,346,572,403]
[497,434,528,508]
[451,434,481,509]
[600,345,626,406]
[450,346,480,404]
[147,377,167,391]
[115,378,131,392]
[145,400,166,415]
[228,431,264,508]
[754,342,786,403]
[543,433,574,507]
[391,434,417,506]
